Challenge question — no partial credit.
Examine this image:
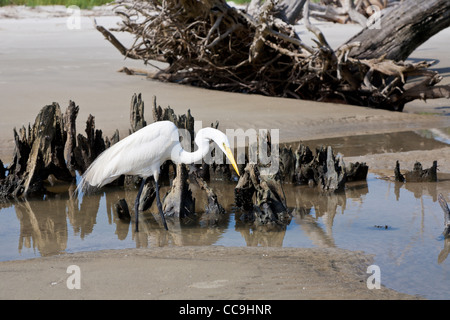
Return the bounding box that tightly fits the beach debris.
[394,160,438,182]
[96,0,450,112]
[374,225,389,229]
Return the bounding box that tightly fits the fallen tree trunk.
[346,0,450,61]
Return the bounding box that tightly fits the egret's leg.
[154,179,168,230]
[134,177,147,232]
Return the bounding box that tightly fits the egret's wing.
[439,194,450,225]
[77,121,178,192]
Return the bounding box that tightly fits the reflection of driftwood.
[395,160,438,182]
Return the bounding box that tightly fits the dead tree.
[347,0,450,61]
[96,0,450,111]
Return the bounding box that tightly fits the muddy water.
[0,129,450,299]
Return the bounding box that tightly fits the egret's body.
[77,121,239,231]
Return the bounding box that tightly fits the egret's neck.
[172,136,210,165]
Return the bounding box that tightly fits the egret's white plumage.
[77,120,239,231]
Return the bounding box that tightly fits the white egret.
[77,120,239,231]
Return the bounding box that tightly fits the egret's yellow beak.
[224,145,240,177]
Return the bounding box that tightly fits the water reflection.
[3,174,448,262]
[15,198,68,256]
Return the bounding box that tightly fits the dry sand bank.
[0,5,449,300]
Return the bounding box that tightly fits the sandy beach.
[0,5,449,300]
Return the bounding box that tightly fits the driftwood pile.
[95,0,450,111]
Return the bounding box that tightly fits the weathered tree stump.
[73,114,106,174]
[395,160,438,182]
[278,143,366,192]
[192,172,225,216]
[130,93,147,134]
[346,161,369,182]
[162,163,196,221]
[0,103,74,198]
[235,163,289,227]
[63,100,79,175]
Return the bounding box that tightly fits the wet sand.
[0,5,449,300]
[0,246,419,300]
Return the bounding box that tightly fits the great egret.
[77,120,239,231]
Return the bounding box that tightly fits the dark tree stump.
[162,163,196,221]
[130,93,147,134]
[73,115,106,174]
[235,163,289,226]
[4,103,74,198]
[63,100,79,174]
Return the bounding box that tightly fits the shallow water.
[1,129,450,299]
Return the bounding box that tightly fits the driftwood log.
[95,0,450,111]
[248,0,396,26]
